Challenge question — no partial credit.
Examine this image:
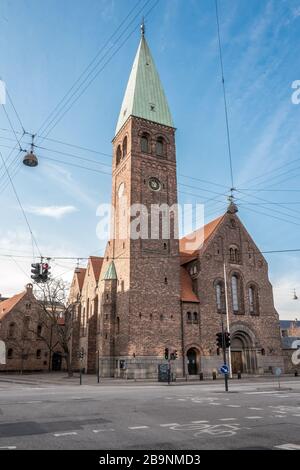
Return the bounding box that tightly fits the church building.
[69,29,283,378]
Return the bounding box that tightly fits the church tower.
[102,27,182,378]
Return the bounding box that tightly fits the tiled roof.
[180,215,224,264]
[280,320,300,329]
[75,268,86,291]
[0,291,26,320]
[180,267,199,303]
[90,257,104,282]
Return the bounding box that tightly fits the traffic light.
[31,263,41,282]
[173,350,178,359]
[224,332,231,348]
[164,348,169,360]
[216,332,223,348]
[41,263,51,282]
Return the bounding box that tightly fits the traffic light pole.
[221,317,229,392]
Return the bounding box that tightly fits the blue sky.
[0,0,300,319]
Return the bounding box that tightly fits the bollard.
[237,370,242,379]
[199,372,204,381]
[212,371,217,380]
[295,370,298,377]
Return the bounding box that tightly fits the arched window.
[248,284,259,315]
[36,349,41,359]
[231,275,239,312]
[37,324,42,338]
[193,312,198,323]
[229,245,240,263]
[231,274,244,314]
[187,312,192,322]
[23,317,30,338]
[156,136,164,156]
[215,281,225,313]
[122,136,128,157]
[8,322,15,338]
[141,133,149,153]
[116,145,122,165]
[7,348,13,359]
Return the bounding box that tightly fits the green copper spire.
[115,34,173,135]
[103,261,117,280]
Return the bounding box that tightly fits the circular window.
[148,177,161,191]
[118,182,125,198]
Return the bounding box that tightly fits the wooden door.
[231,351,243,373]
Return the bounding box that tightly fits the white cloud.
[271,261,300,320]
[26,205,78,219]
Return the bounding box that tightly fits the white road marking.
[177,399,186,401]
[292,414,300,417]
[245,391,280,395]
[209,402,222,405]
[0,446,16,450]
[219,418,237,421]
[160,423,179,427]
[275,443,300,450]
[273,415,287,418]
[128,426,149,430]
[53,432,78,437]
[249,407,263,411]
[227,405,241,408]
[191,420,209,423]
[93,429,115,433]
[244,416,263,420]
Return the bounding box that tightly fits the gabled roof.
[75,268,86,291]
[280,320,300,329]
[180,267,199,303]
[180,215,224,264]
[89,257,104,282]
[115,35,173,135]
[0,291,26,321]
[103,261,117,280]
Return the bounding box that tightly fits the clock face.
[118,182,125,198]
[148,177,161,191]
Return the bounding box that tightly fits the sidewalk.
[0,371,299,387]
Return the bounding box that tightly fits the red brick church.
[69,30,283,378]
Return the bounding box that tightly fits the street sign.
[220,364,229,374]
[274,367,282,377]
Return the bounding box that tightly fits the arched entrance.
[187,348,199,375]
[52,352,62,371]
[231,330,257,374]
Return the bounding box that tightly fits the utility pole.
[223,261,232,378]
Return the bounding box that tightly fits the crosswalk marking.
[244,416,263,420]
[128,426,149,430]
[53,432,77,437]
[219,418,237,421]
[275,443,300,450]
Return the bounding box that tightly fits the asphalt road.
[0,376,299,450]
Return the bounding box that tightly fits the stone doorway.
[187,348,199,375]
[52,352,62,371]
[231,331,257,374]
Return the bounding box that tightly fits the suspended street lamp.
[23,134,38,167]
